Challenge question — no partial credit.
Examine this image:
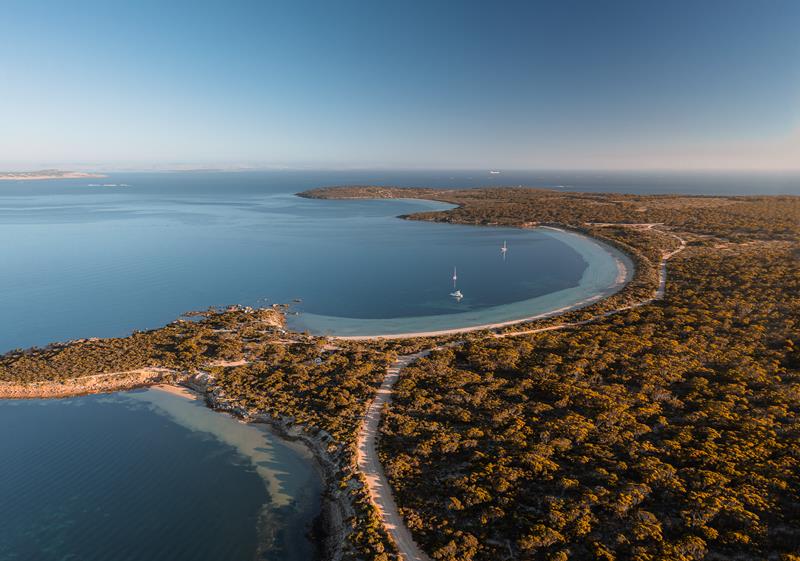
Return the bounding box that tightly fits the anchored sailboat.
[501,240,508,256]
[450,266,463,300]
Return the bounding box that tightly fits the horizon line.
[3,165,800,175]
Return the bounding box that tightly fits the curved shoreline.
[0,373,349,561]
[308,224,633,341]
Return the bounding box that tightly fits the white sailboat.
[501,240,508,256]
[450,266,463,300]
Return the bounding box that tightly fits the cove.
[0,388,322,561]
[292,225,632,337]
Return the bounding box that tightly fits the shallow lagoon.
[0,388,321,561]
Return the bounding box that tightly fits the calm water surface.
[0,171,630,350]
[4,168,789,348]
[0,388,321,561]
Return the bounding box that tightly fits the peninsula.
[2,187,798,561]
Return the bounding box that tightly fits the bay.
[0,171,630,350]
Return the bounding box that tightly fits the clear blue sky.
[1,0,798,170]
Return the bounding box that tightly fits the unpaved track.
[355,351,434,561]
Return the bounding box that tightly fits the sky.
[1,0,798,171]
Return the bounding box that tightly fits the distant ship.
[489,170,501,175]
[450,266,463,300]
[501,240,507,255]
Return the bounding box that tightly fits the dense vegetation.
[302,186,798,242]
[0,306,286,382]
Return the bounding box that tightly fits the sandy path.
[356,351,434,561]
[585,222,664,229]
[655,231,687,298]
[207,358,251,367]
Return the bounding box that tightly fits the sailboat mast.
[452,266,457,289]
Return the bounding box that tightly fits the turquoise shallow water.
[0,172,627,351]
[0,388,321,561]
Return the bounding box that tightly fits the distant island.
[0,169,106,181]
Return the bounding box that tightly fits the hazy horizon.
[5,165,800,175]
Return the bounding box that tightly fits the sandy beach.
[331,292,607,340]
[151,383,200,400]
[333,226,633,341]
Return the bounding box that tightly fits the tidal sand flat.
[0,388,321,561]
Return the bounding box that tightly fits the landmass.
[0,169,106,181]
[2,187,798,561]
